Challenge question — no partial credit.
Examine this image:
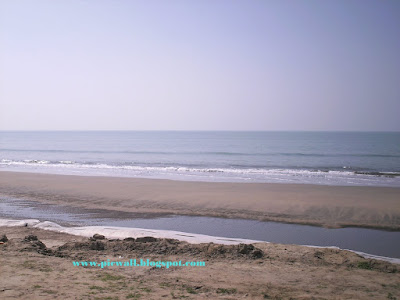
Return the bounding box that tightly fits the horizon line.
[1,129,400,133]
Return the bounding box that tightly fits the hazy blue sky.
[1,0,399,131]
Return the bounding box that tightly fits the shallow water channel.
[0,196,399,258]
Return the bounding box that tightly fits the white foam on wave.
[0,158,395,177]
[1,218,399,264]
[0,159,379,176]
[3,159,400,186]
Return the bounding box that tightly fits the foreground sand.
[1,171,400,230]
[1,226,399,300]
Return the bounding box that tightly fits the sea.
[1,131,400,187]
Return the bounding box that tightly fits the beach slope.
[1,171,399,230]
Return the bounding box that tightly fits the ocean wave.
[1,159,399,178]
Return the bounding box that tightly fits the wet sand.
[1,171,399,230]
[0,226,399,300]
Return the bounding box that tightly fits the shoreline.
[1,171,400,230]
[1,217,400,264]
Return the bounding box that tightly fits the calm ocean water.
[1,131,399,186]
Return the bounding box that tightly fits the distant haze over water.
[1,131,399,187]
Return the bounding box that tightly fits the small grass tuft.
[217,288,237,294]
[126,292,142,299]
[387,292,397,300]
[159,282,171,288]
[90,285,105,291]
[100,273,125,282]
[139,287,152,293]
[21,260,52,272]
[22,260,36,269]
[186,287,197,294]
[357,261,373,270]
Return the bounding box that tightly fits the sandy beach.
[1,171,400,230]
[1,225,399,300]
[1,171,400,299]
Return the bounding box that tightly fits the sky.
[0,0,399,131]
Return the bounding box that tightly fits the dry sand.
[1,171,400,230]
[1,226,399,300]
